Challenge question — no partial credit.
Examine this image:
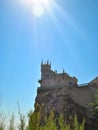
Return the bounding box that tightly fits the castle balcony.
[38,79,42,84]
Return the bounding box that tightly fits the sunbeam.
[45,0,84,71]
[52,1,89,40]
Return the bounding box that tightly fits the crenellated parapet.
[41,60,51,72]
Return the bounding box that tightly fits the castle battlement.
[38,61,78,88]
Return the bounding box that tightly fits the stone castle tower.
[38,61,78,88]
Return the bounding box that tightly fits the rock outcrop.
[35,84,98,130]
[34,62,98,130]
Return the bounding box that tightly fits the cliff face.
[35,84,98,130]
[35,87,87,119]
[35,84,98,113]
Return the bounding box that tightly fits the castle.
[36,61,98,113]
[38,61,98,89]
[36,61,98,129]
[38,61,77,88]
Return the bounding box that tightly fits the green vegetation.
[1,90,98,130]
[0,113,5,130]
[89,90,98,129]
[9,114,15,130]
[27,108,85,130]
[0,108,85,130]
[90,90,98,119]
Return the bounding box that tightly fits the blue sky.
[0,0,98,115]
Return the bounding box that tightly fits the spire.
[63,68,65,73]
[47,59,49,64]
[50,61,51,67]
[41,60,43,65]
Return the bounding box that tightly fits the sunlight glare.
[32,0,49,6]
[32,4,45,17]
[32,0,51,17]
[19,0,32,7]
[19,0,52,17]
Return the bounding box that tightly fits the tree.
[90,90,98,129]
[17,103,26,130]
[27,103,42,130]
[27,105,85,130]
[0,113,5,130]
[90,90,98,119]
[73,115,85,130]
[9,114,15,130]
[41,110,57,130]
[27,109,41,130]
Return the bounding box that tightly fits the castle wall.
[89,77,98,85]
[41,70,55,80]
[40,63,77,88]
[41,75,76,88]
[68,85,98,110]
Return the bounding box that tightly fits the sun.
[19,0,51,17]
[32,0,50,17]
[32,4,45,17]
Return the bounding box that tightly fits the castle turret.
[41,60,52,80]
[41,61,51,72]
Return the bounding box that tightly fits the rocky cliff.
[35,83,98,130]
[35,83,98,113]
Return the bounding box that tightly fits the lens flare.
[32,0,50,16]
[32,4,45,17]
